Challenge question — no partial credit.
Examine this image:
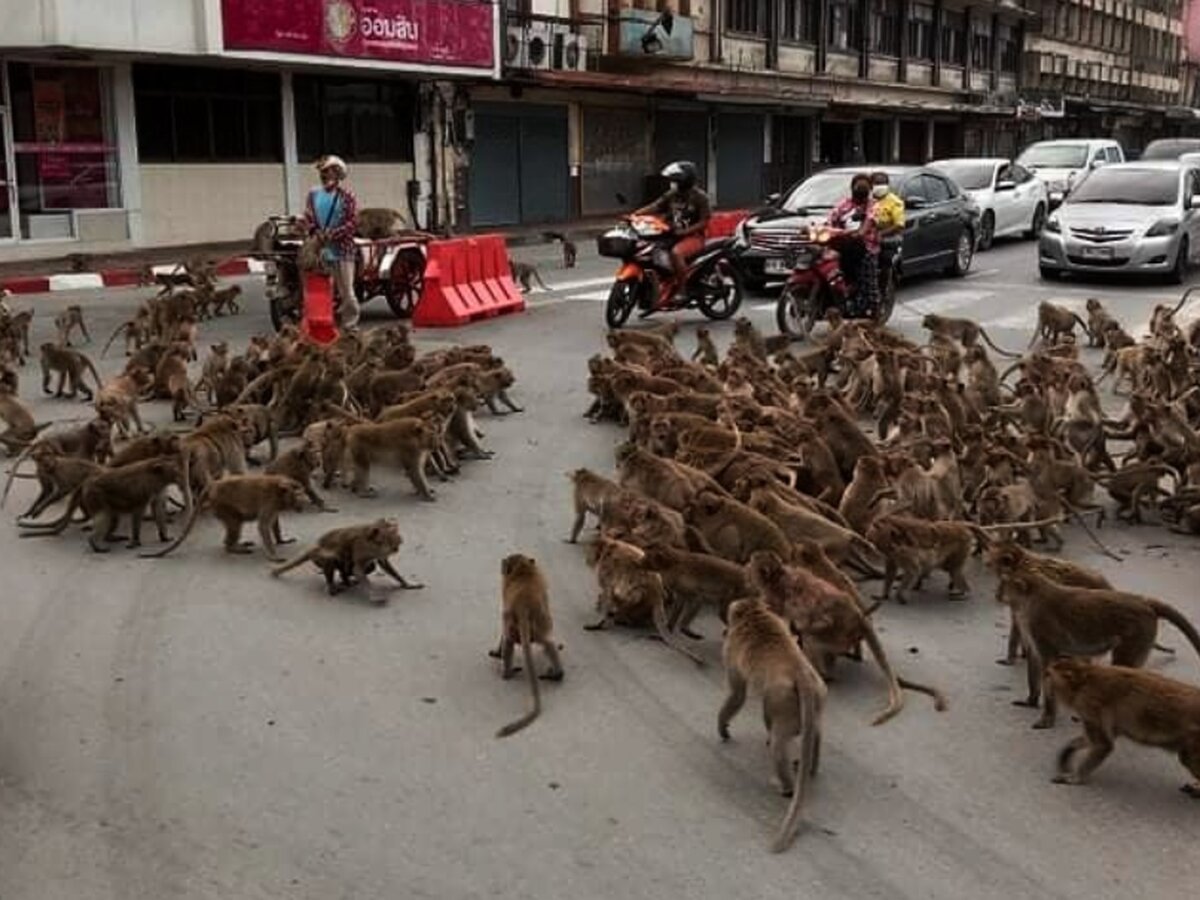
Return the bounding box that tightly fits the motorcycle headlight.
[1146,219,1180,237]
[734,221,749,247]
[1044,216,1061,234]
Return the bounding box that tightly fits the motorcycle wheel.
[385,247,426,319]
[696,260,743,320]
[776,282,821,339]
[875,270,896,326]
[605,279,638,328]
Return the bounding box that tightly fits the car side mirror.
[766,192,781,206]
[995,180,1017,192]
[1090,159,1106,170]
[1189,193,1200,210]
[905,197,926,210]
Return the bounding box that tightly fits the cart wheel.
[386,248,426,319]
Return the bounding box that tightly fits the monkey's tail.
[846,535,886,579]
[1148,599,1200,661]
[1071,312,1094,345]
[649,574,705,667]
[100,322,127,357]
[271,547,318,577]
[861,620,905,726]
[896,676,949,711]
[1,439,38,508]
[18,488,81,535]
[772,685,817,853]
[496,614,541,738]
[1063,506,1121,561]
[139,485,207,559]
[531,268,550,291]
[82,356,104,392]
[980,328,1021,359]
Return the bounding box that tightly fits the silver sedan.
[1039,161,1200,282]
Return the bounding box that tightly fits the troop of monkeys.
[0,274,524,601]
[520,298,1200,852]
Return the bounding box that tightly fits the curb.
[0,257,266,297]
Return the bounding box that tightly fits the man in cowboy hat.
[304,155,360,329]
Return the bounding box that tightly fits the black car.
[736,165,981,289]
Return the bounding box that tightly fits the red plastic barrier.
[706,209,751,239]
[301,271,339,345]
[413,234,526,328]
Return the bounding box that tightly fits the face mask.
[852,186,870,202]
[872,184,889,199]
[669,181,681,193]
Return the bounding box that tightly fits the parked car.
[1038,160,1200,283]
[929,157,1049,250]
[1016,139,1124,208]
[735,165,980,289]
[1141,138,1200,160]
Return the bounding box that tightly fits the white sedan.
[929,157,1049,250]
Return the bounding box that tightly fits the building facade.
[0,0,496,262]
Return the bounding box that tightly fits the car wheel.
[978,212,995,251]
[1024,203,1046,239]
[947,228,974,277]
[1169,237,1190,285]
[1039,265,1062,281]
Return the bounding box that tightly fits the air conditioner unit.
[552,32,588,71]
[505,22,553,70]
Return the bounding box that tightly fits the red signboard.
[221,0,495,70]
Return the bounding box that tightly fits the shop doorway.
[469,104,569,227]
[0,107,13,240]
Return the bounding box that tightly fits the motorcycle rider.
[634,160,712,309]
[827,172,880,317]
[304,155,360,330]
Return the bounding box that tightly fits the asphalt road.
[2,236,1200,900]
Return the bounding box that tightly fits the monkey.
[732,317,769,361]
[106,431,181,468]
[692,327,720,366]
[718,597,826,853]
[0,385,50,454]
[180,414,251,495]
[95,366,153,437]
[1030,301,1091,348]
[1047,657,1200,796]
[615,441,727,511]
[1094,461,1178,524]
[566,467,627,543]
[1,418,112,512]
[867,514,976,603]
[10,447,104,521]
[803,394,877,483]
[746,550,948,725]
[1,307,32,362]
[141,474,307,561]
[266,442,336,511]
[490,554,563,738]
[153,345,199,422]
[747,487,882,575]
[921,313,1019,358]
[39,343,102,400]
[541,231,577,268]
[992,566,1200,728]
[100,314,152,357]
[1084,298,1118,348]
[222,402,279,464]
[640,544,753,639]
[475,365,524,415]
[214,356,251,408]
[19,456,190,552]
[54,304,90,346]
[207,284,242,316]
[510,260,548,292]
[194,342,230,404]
[444,387,492,464]
[272,518,422,598]
[684,490,794,565]
[342,416,441,500]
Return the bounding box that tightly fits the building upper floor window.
[909,3,935,61]
[942,10,966,65]
[134,65,282,163]
[827,0,862,52]
[997,23,1019,73]
[871,0,900,56]
[294,76,416,164]
[783,0,817,43]
[971,18,992,70]
[726,0,763,35]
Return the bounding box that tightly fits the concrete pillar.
[280,71,300,216]
[111,62,143,246]
[891,117,901,162]
[925,119,936,162]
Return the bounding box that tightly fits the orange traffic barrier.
[706,209,750,239]
[301,271,339,345]
[413,235,525,328]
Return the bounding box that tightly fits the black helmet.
[661,160,698,190]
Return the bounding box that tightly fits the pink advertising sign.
[221,0,495,70]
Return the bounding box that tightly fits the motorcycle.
[596,214,743,329]
[251,215,429,332]
[774,219,896,339]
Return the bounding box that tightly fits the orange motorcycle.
[596,214,743,328]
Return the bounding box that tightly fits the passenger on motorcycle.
[871,170,905,283]
[827,173,880,318]
[634,160,712,310]
[305,155,360,330]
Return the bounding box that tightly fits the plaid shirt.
[304,184,359,260]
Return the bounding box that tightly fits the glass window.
[930,160,994,190]
[997,24,1019,73]
[942,11,966,65]
[294,76,416,163]
[971,18,993,70]
[828,0,862,51]
[781,171,854,212]
[7,63,121,238]
[727,0,764,34]
[133,64,282,163]
[909,3,935,60]
[901,176,928,203]
[1066,167,1179,205]
[783,0,816,41]
[871,0,900,55]
[921,174,951,203]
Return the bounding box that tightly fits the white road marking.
[536,275,614,294]
[48,273,104,291]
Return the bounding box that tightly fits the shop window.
[782,0,817,42]
[133,64,283,163]
[908,4,935,60]
[828,0,862,52]
[7,63,121,240]
[942,11,967,65]
[871,0,900,56]
[294,76,416,163]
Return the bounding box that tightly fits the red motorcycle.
[774,220,896,339]
[597,214,743,328]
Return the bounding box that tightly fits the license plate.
[764,258,790,274]
[1080,246,1114,260]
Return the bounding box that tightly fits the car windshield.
[1066,168,1180,205]
[780,172,859,212]
[1018,144,1089,168]
[930,161,995,190]
[1142,139,1200,160]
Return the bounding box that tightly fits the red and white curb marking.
[1,257,266,296]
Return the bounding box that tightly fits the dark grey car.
[736,165,981,288]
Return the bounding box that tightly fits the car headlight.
[1044,216,1061,233]
[1146,219,1180,237]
